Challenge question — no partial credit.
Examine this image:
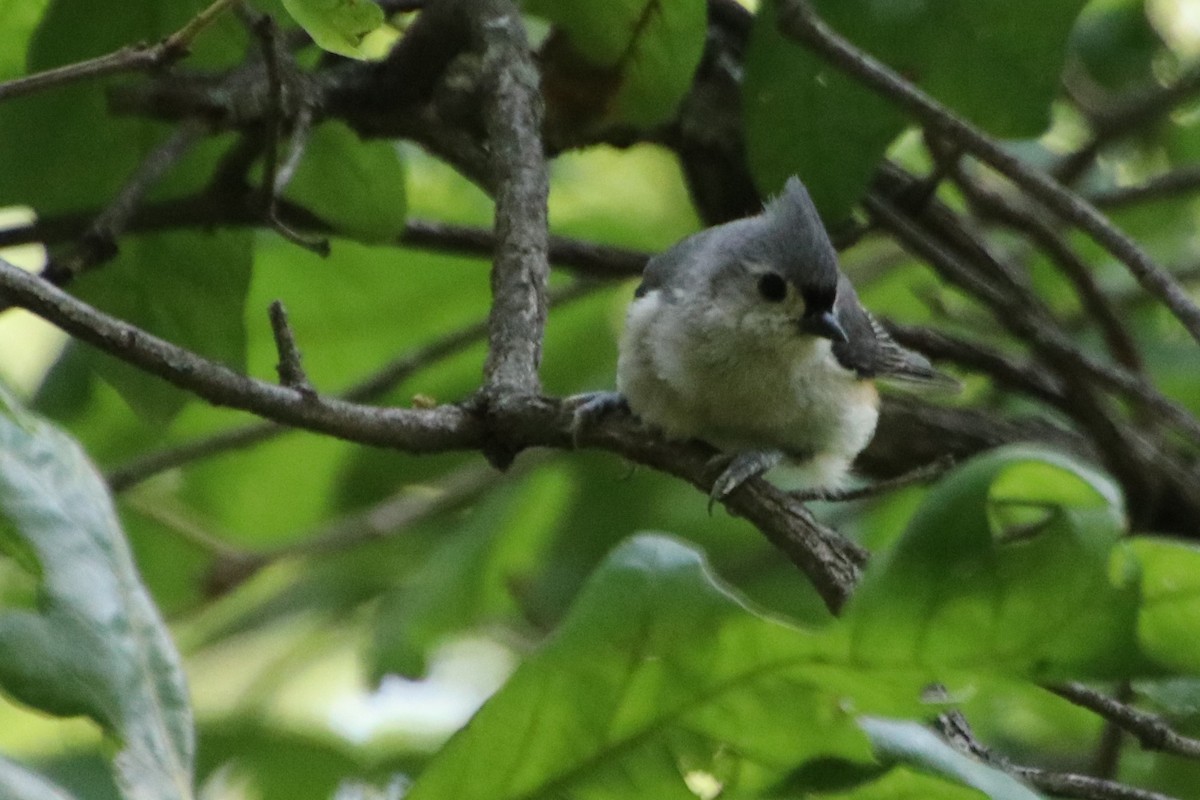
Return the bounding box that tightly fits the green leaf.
[1124,538,1200,674]
[0,390,194,800]
[0,757,78,800]
[527,0,707,127]
[281,121,407,243]
[281,0,385,59]
[196,717,426,800]
[860,717,1043,800]
[0,0,244,213]
[744,0,1087,218]
[405,534,923,800]
[847,446,1143,679]
[821,764,1004,799]
[72,231,253,423]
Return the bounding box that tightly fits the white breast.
[617,290,880,489]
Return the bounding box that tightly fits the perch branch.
[0,256,865,612]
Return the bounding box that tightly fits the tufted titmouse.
[576,177,957,501]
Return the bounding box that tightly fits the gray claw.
[707,450,785,512]
[570,391,629,447]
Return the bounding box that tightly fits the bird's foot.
[707,449,785,513]
[568,391,630,447]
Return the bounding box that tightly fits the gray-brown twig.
[0,0,240,103]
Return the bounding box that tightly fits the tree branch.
[777,0,1200,348]
[1050,683,1200,761]
[472,0,550,398]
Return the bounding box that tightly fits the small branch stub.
[268,300,316,397]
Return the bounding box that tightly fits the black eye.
[757,273,787,303]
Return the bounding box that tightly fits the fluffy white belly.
[617,291,880,486]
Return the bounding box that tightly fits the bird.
[575,177,957,502]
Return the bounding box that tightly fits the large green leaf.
[744,0,1087,219]
[526,0,707,127]
[860,718,1042,800]
[847,446,1142,679]
[405,534,930,800]
[0,391,193,799]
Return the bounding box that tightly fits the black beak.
[800,310,848,343]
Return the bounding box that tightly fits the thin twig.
[1090,166,1200,210]
[248,12,330,255]
[0,199,649,281]
[952,169,1143,372]
[206,460,511,597]
[1057,63,1200,185]
[46,120,207,284]
[271,461,509,559]
[791,456,953,503]
[1050,683,1200,760]
[778,0,1200,347]
[936,711,1182,800]
[267,300,314,395]
[0,0,240,103]
[884,321,1065,406]
[864,190,1200,516]
[866,181,1200,451]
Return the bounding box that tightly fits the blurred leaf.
[371,466,571,680]
[281,0,384,58]
[822,764,1002,799]
[0,390,193,799]
[0,757,78,800]
[1069,0,1166,92]
[197,717,425,800]
[860,717,1042,799]
[72,230,253,422]
[405,534,930,800]
[282,121,407,243]
[1124,538,1200,674]
[0,0,50,80]
[529,0,707,128]
[847,446,1143,679]
[744,0,1087,218]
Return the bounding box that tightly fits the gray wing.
[831,276,959,388]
